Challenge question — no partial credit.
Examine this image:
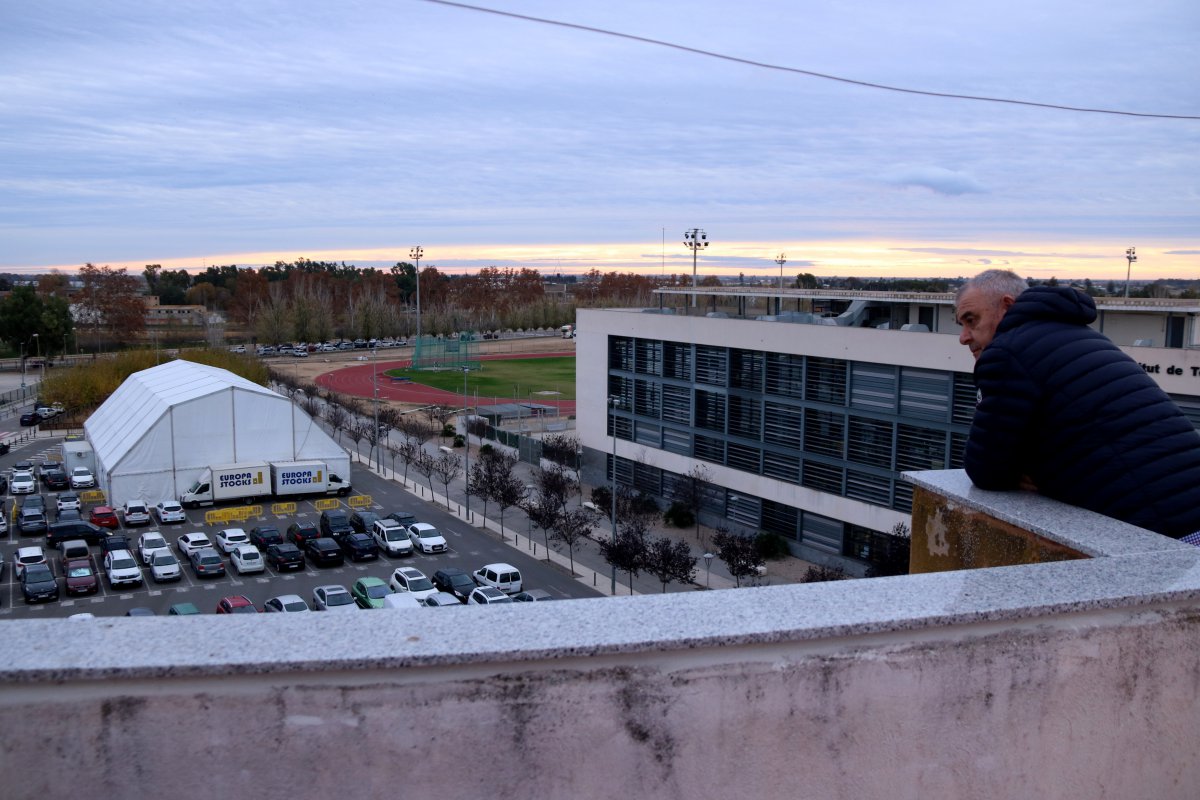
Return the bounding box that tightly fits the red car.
[216,595,258,614]
[90,506,120,529]
[63,557,99,596]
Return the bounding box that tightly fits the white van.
[382,593,422,611]
[472,563,523,595]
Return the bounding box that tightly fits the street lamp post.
[703,552,715,589]
[372,343,380,468]
[775,252,787,291]
[683,228,708,307]
[608,395,620,595]
[30,333,40,384]
[462,366,470,520]
[410,246,423,353]
[1124,246,1137,298]
[19,340,25,389]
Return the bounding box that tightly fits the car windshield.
[144,537,165,549]
[408,577,434,592]
[200,555,221,565]
[418,528,441,539]
[284,601,307,612]
[365,584,389,599]
[230,605,256,614]
[152,553,177,565]
[68,565,92,577]
[326,592,352,606]
[240,551,260,561]
[111,557,135,570]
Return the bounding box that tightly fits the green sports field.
[388,356,576,401]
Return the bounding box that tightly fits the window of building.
[634,379,661,418]
[633,461,662,495]
[726,442,761,473]
[634,339,663,376]
[765,353,804,398]
[801,511,844,554]
[727,395,762,439]
[895,424,946,471]
[761,500,799,541]
[694,434,725,465]
[847,416,893,468]
[763,402,803,449]
[695,345,728,386]
[694,389,727,432]
[804,408,845,458]
[805,357,847,405]
[952,373,978,426]
[609,336,633,371]
[845,469,891,506]
[763,450,801,483]
[663,341,693,381]
[850,363,896,412]
[635,421,661,448]
[726,492,761,528]
[661,427,691,455]
[661,384,692,424]
[802,459,843,494]
[730,349,764,390]
[900,368,952,421]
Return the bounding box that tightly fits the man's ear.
[1000,294,1016,311]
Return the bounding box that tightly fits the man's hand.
[1018,475,1039,492]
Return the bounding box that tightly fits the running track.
[314,351,577,415]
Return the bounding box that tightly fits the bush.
[591,485,612,509]
[799,564,849,583]
[663,501,695,529]
[631,492,659,515]
[452,435,465,448]
[478,443,495,457]
[754,531,789,560]
[441,423,456,437]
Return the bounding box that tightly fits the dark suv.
[433,567,477,601]
[286,521,320,547]
[266,543,304,571]
[40,467,68,490]
[305,538,344,567]
[319,510,353,541]
[349,510,379,533]
[46,520,105,548]
[250,525,283,551]
[339,532,379,562]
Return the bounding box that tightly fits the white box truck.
[269,460,352,498]
[180,462,271,508]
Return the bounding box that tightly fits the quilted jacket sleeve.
[964,344,1042,490]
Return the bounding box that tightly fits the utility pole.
[462,366,470,520]
[410,245,423,360]
[683,228,708,307]
[775,252,787,291]
[1124,246,1137,298]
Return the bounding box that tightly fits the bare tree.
[431,449,463,511]
[672,463,713,539]
[301,395,321,419]
[536,463,579,517]
[489,455,526,538]
[467,458,494,521]
[598,527,648,595]
[711,526,765,588]
[550,506,597,577]
[412,449,436,496]
[523,490,561,557]
[324,404,348,445]
[345,421,367,462]
[644,537,698,592]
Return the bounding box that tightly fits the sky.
[2,0,1198,281]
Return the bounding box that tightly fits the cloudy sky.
[2,0,1197,280]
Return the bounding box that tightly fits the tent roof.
[86,359,278,470]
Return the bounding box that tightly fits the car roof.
[479,562,518,571]
[17,546,44,557]
[316,584,348,594]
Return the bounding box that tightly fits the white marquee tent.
[84,359,349,507]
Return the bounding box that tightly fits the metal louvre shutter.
[726,442,761,473]
[763,450,801,483]
[892,481,913,514]
[726,493,761,528]
[695,435,725,465]
[633,379,661,419]
[804,409,845,458]
[634,339,662,376]
[728,395,762,439]
[634,421,661,448]
[850,363,896,412]
[802,460,843,494]
[663,341,693,381]
[900,368,951,421]
[763,402,802,448]
[695,346,728,386]
[847,416,893,468]
[694,390,726,432]
[895,424,947,471]
[805,357,847,405]
[731,349,764,390]
[801,512,843,554]
[845,469,890,506]
[952,373,978,425]
[761,500,799,540]
[661,384,691,424]
[609,337,633,371]
[765,354,804,398]
[661,427,692,455]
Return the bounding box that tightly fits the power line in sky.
[421,0,1200,121]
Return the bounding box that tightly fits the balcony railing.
[2,470,1199,799]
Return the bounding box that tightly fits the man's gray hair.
[956,269,1029,304]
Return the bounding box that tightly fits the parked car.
[432,567,477,601]
[100,534,132,555]
[40,466,68,490]
[57,539,90,561]
[305,538,344,568]
[407,523,448,554]
[372,519,413,557]
[188,547,226,578]
[19,411,40,426]
[125,607,156,617]
[215,527,250,554]
[103,549,143,588]
[339,532,379,562]
[230,545,265,575]
[266,542,305,571]
[167,602,201,615]
[216,595,258,614]
[423,592,464,607]
[249,525,283,551]
[264,594,310,613]
[63,557,99,596]
[388,566,438,603]
[10,472,36,495]
[18,506,48,535]
[122,500,152,527]
[286,521,320,547]
[90,506,120,529]
[387,511,417,527]
[154,499,187,524]
[228,344,246,354]
[513,589,555,602]
[468,586,513,605]
[472,563,523,595]
[46,521,85,548]
[55,508,82,523]
[57,492,81,514]
[319,510,353,541]
[176,532,213,557]
[69,467,95,489]
[351,576,390,609]
[21,563,59,603]
[137,532,170,565]
[149,550,182,582]
[312,584,357,611]
[14,546,48,579]
[349,510,379,533]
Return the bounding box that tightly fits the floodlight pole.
[683,228,708,308]
[1124,246,1137,298]
[31,333,40,383]
[372,343,380,467]
[462,366,470,520]
[776,252,787,291]
[410,246,423,349]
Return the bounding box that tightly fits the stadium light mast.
[683,228,708,307]
[410,246,423,345]
[775,252,787,291]
[1124,246,1137,298]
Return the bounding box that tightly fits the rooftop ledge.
[4,472,1200,798]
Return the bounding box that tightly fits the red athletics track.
[314,351,577,415]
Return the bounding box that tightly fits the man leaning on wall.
[955,268,1200,541]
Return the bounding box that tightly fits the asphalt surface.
[0,437,604,618]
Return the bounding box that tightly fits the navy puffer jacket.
[965,286,1200,538]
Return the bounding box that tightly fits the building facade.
[578,287,1200,575]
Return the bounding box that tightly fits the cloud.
[1164,250,1200,255]
[880,166,986,196]
[892,247,1104,260]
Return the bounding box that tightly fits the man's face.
[955,288,1015,360]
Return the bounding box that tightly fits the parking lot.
[1,441,603,617]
